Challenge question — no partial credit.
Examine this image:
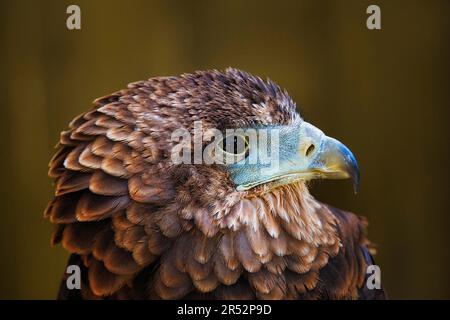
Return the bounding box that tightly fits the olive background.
[0,0,449,299]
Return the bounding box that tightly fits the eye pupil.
[221,134,249,157]
[306,144,315,157]
[233,136,239,154]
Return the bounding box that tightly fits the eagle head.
[161,68,359,222]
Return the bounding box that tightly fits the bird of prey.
[45,68,386,300]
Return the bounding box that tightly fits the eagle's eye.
[219,134,250,158]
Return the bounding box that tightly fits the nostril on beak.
[305,144,315,157]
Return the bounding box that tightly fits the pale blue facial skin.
[225,121,360,192]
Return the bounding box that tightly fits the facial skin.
[223,120,360,193]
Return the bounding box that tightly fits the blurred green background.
[0,0,449,299]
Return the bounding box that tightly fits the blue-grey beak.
[309,136,360,193]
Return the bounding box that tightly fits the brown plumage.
[47,68,386,300]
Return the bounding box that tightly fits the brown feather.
[244,223,270,258]
[90,136,114,157]
[194,208,219,237]
[101,157,131,178]
[59,131,77,147]
[106,126,134,142]
[147,230,171,255]
[64,144,90,172]
[76,192,130,221]
[75,118,108,136]
[269,231,290,256]
[126,202,149,225]
[89,170,128,196]
[61,222,105,254]
[102,242,141,275]
[258,195,281,238]
[234,229,262,273]
[192,271,219,293]
[185,248,214,281]
[121,226,146,251]
[132,237,156,266]
[193,232,218,264]
[128,175,166,204]
[265,255,287,275]
[155,210,183,238]
[50,224,65,245]
[79,145,103,169]
[92,225,114,260]
[70,130,94,142]
[218,232,240,270]
[88,259,129,296]
[55,171,91,196]
[213,253,242,285]
[48,147,71,178]
[173,235,191,273]
[215,281,255,300]
[111,211,134,230]
[94,116,123,129]
[47,192,81,223]
[159,253,191,288]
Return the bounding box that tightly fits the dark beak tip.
[344,154,360,195]
[353,180,359,194]
[351,167,360,194]
[344,148,360,195]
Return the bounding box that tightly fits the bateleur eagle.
[45,68,386,300]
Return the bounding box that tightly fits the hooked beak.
[308,135,360,193]
[264,121,360,193]
[230,121,360,193]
